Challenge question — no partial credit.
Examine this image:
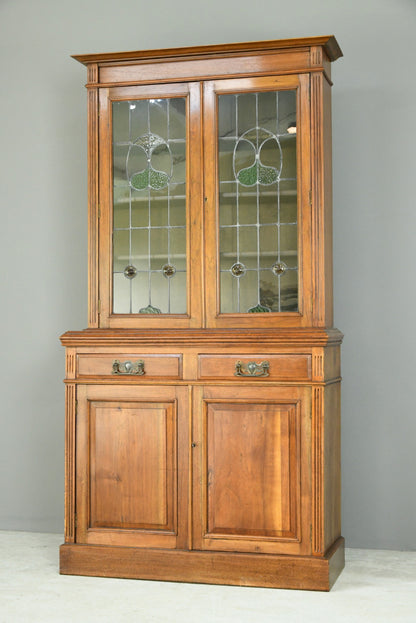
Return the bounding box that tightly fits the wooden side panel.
[312,382,342,555]
[76,384,189,549]
[323,381,341,552]
[193,385,311,555]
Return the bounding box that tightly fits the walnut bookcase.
[60,36,344,591]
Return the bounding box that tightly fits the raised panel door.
[192,385,311,555]
[76,384,189,549]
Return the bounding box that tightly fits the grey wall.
[0,0,415,549]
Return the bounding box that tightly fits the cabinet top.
[72,35,342,66]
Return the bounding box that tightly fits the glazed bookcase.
[60,36,344,591]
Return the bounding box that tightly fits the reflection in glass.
[218,90,298,313]
[112,97,187,314]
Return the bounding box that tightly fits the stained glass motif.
[139,304,161,314]
[128,133,172,191]
[218,90,298,314]
[123,265,137,279]
[112,97,187,314]
[248,304,271,313]
[231,262,246,277]
[234,129,282,187]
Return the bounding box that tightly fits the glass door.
[204,75,312,328]
[98,82,202,328]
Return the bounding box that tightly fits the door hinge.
[75,399,78,415]
[310,524,313,543]
[98,300,101,314]
[309,189,312,207]
[74,513,77,529]
[97,204,101,218]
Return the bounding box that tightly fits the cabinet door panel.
[193,386,311,555]
[204,75,312,328]
[90,401,174,530]
[98,82,203,329]
[76,385,188,549]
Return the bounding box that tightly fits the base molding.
[60,536,344,591]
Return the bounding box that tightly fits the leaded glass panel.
[112,97,187,314]
[218,90,298,313]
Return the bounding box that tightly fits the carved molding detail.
[65,350,76,379]
[312,353,324,379]
[65,384,76,543]
[312,386,323,555]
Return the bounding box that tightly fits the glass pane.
[168,98,186,139]
[113,186,130,228]
[218,89,298,313]
[219,227,237,270]
[219,182,237,226]
[112,96,187,315]
[169,272,187,314]
[113,273,130,314]
[131,229,149,271]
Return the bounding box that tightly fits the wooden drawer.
[77,354,182,378]
[198,354,311,381]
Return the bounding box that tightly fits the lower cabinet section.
[62,348,343,591]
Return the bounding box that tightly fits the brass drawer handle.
[112,360,145,375]
[234,361,270,377]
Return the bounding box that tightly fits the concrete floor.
[0,531,415,622]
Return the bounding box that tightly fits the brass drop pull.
[234,360,270,377]
[112,360,145,375]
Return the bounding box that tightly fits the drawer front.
[198,354,311,381]
[77,354,182,378]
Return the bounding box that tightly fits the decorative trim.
[60,328,344,348]
[72,36,342,66]
[65,349,76,379]
[87,83,99,328]
[312,352,324,380]
[312,386,324,554]
[310,46,323,67]
[311,73,324,326]
[64,384,76,543]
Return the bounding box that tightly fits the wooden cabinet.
[60,36,344,591]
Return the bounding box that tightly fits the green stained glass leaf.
[258,164,278,185]
[237,164,258,186]
[149,169,170,189]
[237,162,278,187]
[138,304,161,314]
[247,303,271,313]
[131,168,170,191]
[131,170,150,190]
